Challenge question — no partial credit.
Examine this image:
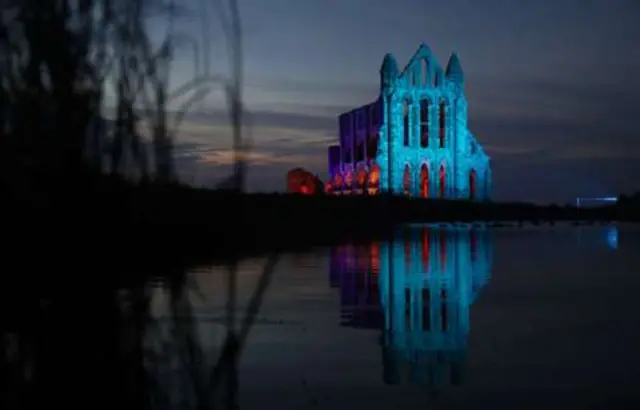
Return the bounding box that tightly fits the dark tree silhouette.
[0,2,285,410]
[0,0,233,185]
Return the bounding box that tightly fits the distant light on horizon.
[575,196,618,207]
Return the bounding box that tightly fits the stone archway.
[420,164,429,198]
[404,165,412,196]
[439,164,446,199]
[344,171,353,194]
[368,164,380,195]
[356,168,368,194]
[438,101,447,148]
[334,173,344,195]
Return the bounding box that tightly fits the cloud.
[174,120,335,149]
[552,145,640,161]
[183,108,339,132]
[482,144,547,158]
[195,149,324,167]
[465,70,640,167]
[165,107,338,190]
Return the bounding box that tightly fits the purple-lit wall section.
[328,145,341,177]
[336,99,383,168]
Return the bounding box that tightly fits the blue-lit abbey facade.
[326,44,491,199]
[328,225,493,390]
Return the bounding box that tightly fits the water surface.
[151,223,640,409]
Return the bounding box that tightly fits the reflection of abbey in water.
[329,226,492,388]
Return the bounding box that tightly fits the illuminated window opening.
[344,171,353,194]
[420,100,429,148]
[368,164,380,195]
[420,164,429,198]
[439,165,446,199]
[334,173,344,195]
[404,165,411,196]
[356,168,367,195]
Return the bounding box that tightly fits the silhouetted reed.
[0,1,280,409]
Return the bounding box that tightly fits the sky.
[157,0,640,203]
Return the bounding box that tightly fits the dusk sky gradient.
[163,0,640,203]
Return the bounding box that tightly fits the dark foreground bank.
[5,173,639,269]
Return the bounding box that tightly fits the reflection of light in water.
[328,225,494,394]
[606,226,618,250]
[576,225,620,250]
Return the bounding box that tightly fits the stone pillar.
[430,97,438,150]
[454,97,469,199]
[388,95,405,194]
[378,98,391,192]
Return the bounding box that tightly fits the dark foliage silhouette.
[0,1,282,409]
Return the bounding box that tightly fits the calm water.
[147,224,640,409]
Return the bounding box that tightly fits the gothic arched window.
[420,99,429,148]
